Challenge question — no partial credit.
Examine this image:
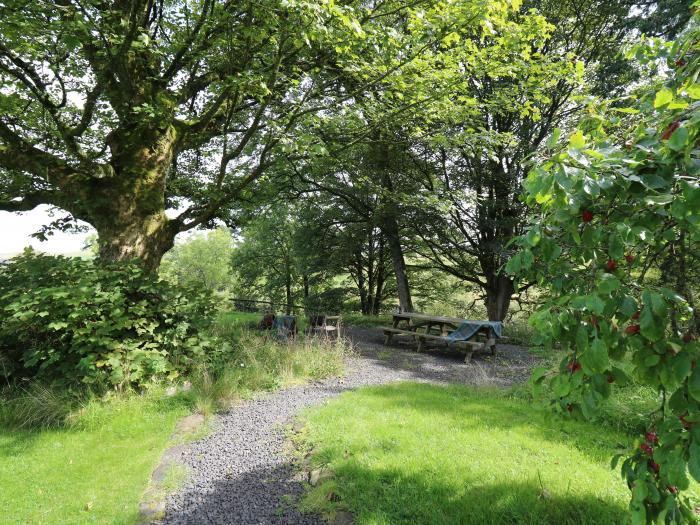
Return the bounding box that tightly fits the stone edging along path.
[147,327,536,525]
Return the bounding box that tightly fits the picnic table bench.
[380,312,502,363]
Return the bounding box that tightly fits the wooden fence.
[231,298,306,315]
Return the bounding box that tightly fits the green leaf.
[598,275,620,295]
[585,295,605,314]
[654,88,674,108]
[525,229,541,247]
[639,308,663,341]
[689,368,700,403]
[546,128,561,149]
[531,366,548,383]
[581,338,609,373]
[644,194,674,205]
[686,83,700,99]
[608,234,624,260]
[667,126,688,151]
[569,130,586,149]
[688,440,700,483]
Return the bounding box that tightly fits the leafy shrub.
[0,252,217,389]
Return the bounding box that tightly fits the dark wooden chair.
[259,313,276,330]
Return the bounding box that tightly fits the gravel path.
[160,327,537,525]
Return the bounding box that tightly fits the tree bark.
[484,274,514,321]
[71,126,180,271]
[375,137,413,313]
[385,220,413,312]
[302,273,310,300]
[285,256,292,314]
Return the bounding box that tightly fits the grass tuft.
[191,327,352,414]
[0,381,74,430]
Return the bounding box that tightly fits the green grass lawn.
[298,382,642,525]
[0,392,190,525]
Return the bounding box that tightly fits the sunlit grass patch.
[0,390,190,525]
[298,382,640,525]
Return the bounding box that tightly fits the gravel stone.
[160,327,537,524]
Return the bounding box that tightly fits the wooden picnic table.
[389,312,468,335]
[381,312,499,363]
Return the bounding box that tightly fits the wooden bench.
[381,326,496,363]
[380,326,419,345]
[415,333,496,363]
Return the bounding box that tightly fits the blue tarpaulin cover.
[273,315,297,337]
[445,321,503,342]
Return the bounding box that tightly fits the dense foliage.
[0,252,216,389]
[509,16,700,524]
[160,227,235,293]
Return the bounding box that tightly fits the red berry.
[661,121,681,140]
[567,404,574,413]
[567,361,582,373]
[640,443,654,456]
[649,461,660,473]
[607,373,615,384]
[631,311,640,320]
[625,254,635,264]
[683,334,694,343]
[668,485,679,494]
[676,59,686,67]
[646,431,658,445]
[605,259,617,271]
[591,316,599,328]
[680,414,693,430]
[625,324,640,335]
[582,210,594,223]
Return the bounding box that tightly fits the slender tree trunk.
[383,216,413,312]
[285,255,292,314]
[303,273,309,300]
[371,236,386,315]
[354,254,369,315]
[366,232,376,315]
[372,132,413,312]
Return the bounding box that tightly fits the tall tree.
[159,227,234,291]
[408,0,693,320]
[0,0,463,270]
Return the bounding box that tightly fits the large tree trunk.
[94,211,175,272]
[484,274,514,321]
[81,126,179,271]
